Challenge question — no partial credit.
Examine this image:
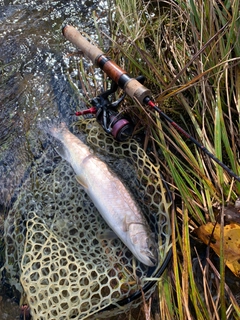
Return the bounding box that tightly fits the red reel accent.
[75,107,97,116]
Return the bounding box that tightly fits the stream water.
[0,1,109,318]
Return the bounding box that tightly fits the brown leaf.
[195,222,240,278]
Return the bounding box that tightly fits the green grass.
[104,0,240,318]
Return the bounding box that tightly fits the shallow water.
[0,1,109,318]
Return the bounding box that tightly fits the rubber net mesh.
[4,119,171,320]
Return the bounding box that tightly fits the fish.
[48,123,158,266]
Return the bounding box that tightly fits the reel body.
[75,79,144,142]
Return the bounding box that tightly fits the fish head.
[129,224,158,267]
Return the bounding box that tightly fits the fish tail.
[47,122,68,140]
[38,118,68,141]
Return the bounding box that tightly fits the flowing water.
[0,1,109,318]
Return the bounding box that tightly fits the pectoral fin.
[76,175,88,189]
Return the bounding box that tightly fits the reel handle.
[62,25,151,104]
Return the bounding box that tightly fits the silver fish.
[48,123,158,266]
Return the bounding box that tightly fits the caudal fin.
[37,117,68,141]
[47,122,68,140]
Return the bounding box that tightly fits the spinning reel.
[75,76,146,142]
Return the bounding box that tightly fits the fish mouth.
[147,255,158,267]
[139,247,158,266]
[140,253,158,267]
[151,255,158,265]
[148,247,159,267]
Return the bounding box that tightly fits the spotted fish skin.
[49,123,158,266]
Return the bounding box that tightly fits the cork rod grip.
[63,25,104,63]
[62,25,152,104]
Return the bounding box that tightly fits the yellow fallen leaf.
[195,222,240,278]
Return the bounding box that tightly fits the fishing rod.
[62,25,240,183]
